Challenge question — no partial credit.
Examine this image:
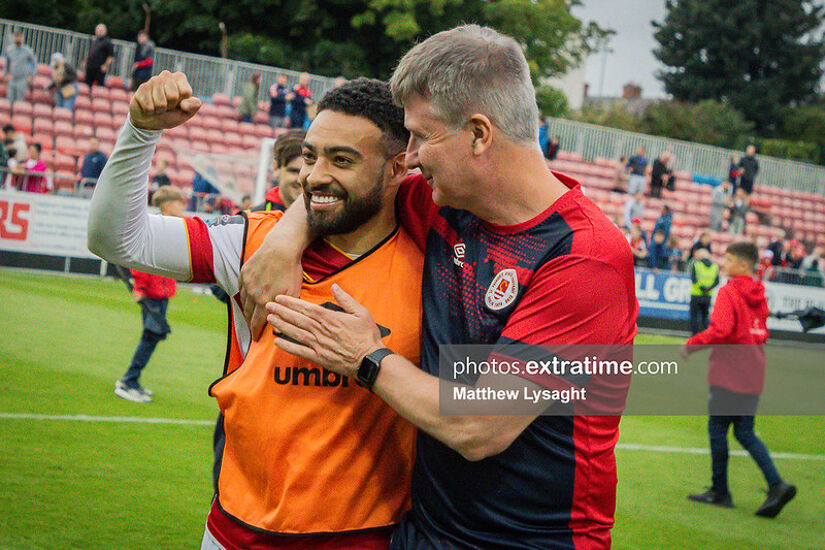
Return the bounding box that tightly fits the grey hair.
[390,24,539,145]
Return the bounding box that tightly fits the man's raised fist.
[129,70,201,131]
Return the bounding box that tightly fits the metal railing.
[546,117,825,195]
[0,18,336,105]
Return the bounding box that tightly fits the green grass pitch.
[1,269,822,549]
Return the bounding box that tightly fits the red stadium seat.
[32,103,52,118]
[199,103,219,117]
[77,81,90,96]
[11,115,32,134]
[96,126,116,141]
[74,109,94,126]
[109,87,129,102]
[107,76,126,89]
[55,135,77,152]
[36,64,51,76]
[91,86,110,101]
[206,128,225,144]
[91,98,111,113]
[166,125,188,139]
[221,118,241,133]
[239,122,255,135]
[54,153,77,172]
[217,105,236,119]
[75,95,92,111]
[31,88,52,105]
[74,124,94,139]
[225,133,243,148]
[253,111,269,125]
[242,134,261,149]
[33,117,53,134]
[202,116,222,131]
[0,97,10,114]
[112,101,130,119]
[12,101,33,116]
[253,124,271,138]
[32,133,54,151]
[95,112,114,128]
[213,93,231,106]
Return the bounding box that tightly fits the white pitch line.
[2,413,823,461]
[0,412,213,426]
[616,443,825,461]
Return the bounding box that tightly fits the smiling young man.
[242,25,638,550]
[87,72,422,550]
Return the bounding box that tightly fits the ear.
[466,114,493,156]
[386,151,408,188]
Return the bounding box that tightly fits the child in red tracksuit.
[681,241,796,518]
[114,187,187,403]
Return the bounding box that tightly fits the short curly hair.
[317,77,409,156]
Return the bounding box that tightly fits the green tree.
[535,85,568,117]
[640,100,754,149]
[8,0,608,81]
[652,0,825,132]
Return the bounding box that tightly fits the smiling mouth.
[308,192,344,209]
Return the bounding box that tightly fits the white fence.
[0,18,336,104]
[546,118,825,195]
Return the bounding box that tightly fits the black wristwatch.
[356,348,394,390]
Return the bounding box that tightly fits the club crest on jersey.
[453,243,465,267]
[485,268,518,310]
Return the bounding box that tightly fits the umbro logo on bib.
[485,268,518,310]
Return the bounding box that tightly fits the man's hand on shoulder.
[130,71,201,131]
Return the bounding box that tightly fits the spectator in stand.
[653,204,673,239]
[16,143,48,193]
[688,248,719,334]
[683,242,796,518]
[800,246,824,287]
[131,30,155,91]
[48,52,78,111]
[728,155,742,193]
[648,229,670,271]
[148,158,171,205]
[738,145,759,195]
[190,171,221,212]
[288,72,313,129]
[238,195,252,212]
[4,124,27,162]
[538,116,548,156]
[626,146,648,195]
[728,188,749,235]
[767,229,786,267]
[84,24,114,87]
[710,180,732,232]
[80,137,108,195]
[238,72,261,123]
[756,249,775,281]
[251,128,305,211]
[689,229,713,261]
[629,225,649,267]
[545,136,560,161]
[668,235,684,271]
[114,186,187,403]
[649,151,673,198]
[611,155,629,192]
[268,73,289,129]
[623,191,645,229]
[0,138,7,169]
[2,29,36,105]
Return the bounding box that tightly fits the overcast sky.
[573,0,668,98]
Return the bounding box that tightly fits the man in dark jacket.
[738,145,759,195]
[682,241,796,518]
[131,30,154,91]
[85,23,114,87]
[649,151,673,198]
